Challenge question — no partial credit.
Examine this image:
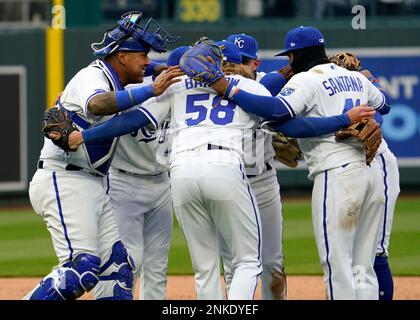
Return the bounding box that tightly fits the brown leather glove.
[335,118,382,165]
[329,51,361,71]
[272,133,303,168]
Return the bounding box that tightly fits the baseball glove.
[335,118,382,165]
[42,107,78,152]
[272,133,303,168]
[179,37,224,84]
[329,51,361,71]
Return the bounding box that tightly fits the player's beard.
[291,46,330,74]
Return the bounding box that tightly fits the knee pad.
[99,241,136,299]
[70,253,101,292]
[28,253,100,300]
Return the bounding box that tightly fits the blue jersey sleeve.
[374,111,383,125]
[259,72,286,96]
[226,82,294,123]
[265,113,351,138]
[82,109,151,143]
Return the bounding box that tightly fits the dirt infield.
[1,276,419,300]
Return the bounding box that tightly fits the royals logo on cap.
[227,33,259,59]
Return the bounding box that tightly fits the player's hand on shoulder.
[152,66,184,96]
[153,64,169,76]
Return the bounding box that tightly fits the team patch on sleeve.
[279,83,298,97]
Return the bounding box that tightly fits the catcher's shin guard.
[97,241,136,300]
[270,269,287,300]
[26,253,101,300]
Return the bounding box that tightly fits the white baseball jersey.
[140,75,272,160]
[255,71,266,82]
[279,63,387,179]
[111,77,171,175]
[40,60,121,176]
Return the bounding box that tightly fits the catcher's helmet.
[92,11,180,58]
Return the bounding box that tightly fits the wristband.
[115,85,154,111]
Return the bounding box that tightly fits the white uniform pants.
[29,166,120,277]
[219,166,284,300]
[312,161,384,300]
[170,149,262,300]
[372,150,400,256]
[94,169,172,300]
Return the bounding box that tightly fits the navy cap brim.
[274,49,291,56]
[241,53,257,59]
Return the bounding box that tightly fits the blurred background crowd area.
[1,0,420,27]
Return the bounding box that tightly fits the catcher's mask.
[91,11,180,58]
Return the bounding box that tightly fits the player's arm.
[88,66,183,116]
[68,109,152,149]
[211,77,298,123]
[212,72,311,123]
[69,93,170,149]
[259,72,287,96]
[264,106,376,138]
[360,70,391,115]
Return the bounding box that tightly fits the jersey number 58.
[185,93,236,126]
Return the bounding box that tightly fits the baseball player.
[221,34,287,300]
[372,135,400,300]
[207,26,391,300]
[329,55,401,300]
[25,11,180,300]
[361,70,400,300]
[227,33,264,81]
[143,41,267,300]
[92,46,190,300]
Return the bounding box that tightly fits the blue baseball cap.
[216,40,242,64]
[167,46,190,66]
[275,26,326,56]
[226,34,258,59]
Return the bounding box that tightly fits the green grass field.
[0,198,419,277]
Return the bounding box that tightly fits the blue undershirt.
[115,85,154,112]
